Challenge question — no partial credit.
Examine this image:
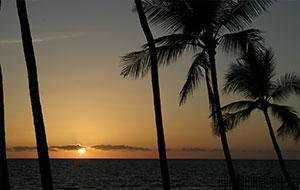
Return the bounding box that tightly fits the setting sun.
[78,148,87,155]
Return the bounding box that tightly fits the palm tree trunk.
[204,68,220,134]
[16,1,53,190]
[204,68,214,111]
[0,65,11,190]
[207,46,239,190]
[134,0,170,189]
[263,109,296,190]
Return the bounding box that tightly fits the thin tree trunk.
[204,68,219,134]
[204,68,214,111]
[263,109,296,190]
[16,1,53,190]
[134,0,170,189]
[0,65,11,190]
[208,47,239,190]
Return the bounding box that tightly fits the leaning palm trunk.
[263,109,296,190]
[16,1,53,189]
[204,67,214,111]
[134,0,171,189]
[0,65,11,190]
[207,46,238,190]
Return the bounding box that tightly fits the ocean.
[7,159,300,189]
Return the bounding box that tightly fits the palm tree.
[0,65,11,190]
[222,47,300,190]
[121,1,275,188]
[122,0,170,189]
[16,0,53,189]
[0,3,10,189]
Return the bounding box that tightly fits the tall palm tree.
[222,47,300,190]
[121,1,274,188]
[0,65,11,190]
[122,0,171,189]
[0,3,10,189]
[16,0,53,189]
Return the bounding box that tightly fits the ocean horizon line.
[7,158,300,161]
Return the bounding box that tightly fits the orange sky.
[0,0,300,159]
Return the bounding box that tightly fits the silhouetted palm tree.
[0,65,11,190]
[121,0,170,189]
[222,47,300,190]
[16,0,53,189]
[121,1,274,188]
[0,3,10,189]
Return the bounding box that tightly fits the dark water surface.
[7,159,300,189]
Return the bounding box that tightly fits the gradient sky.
[0,0,299,159]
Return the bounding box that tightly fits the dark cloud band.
[7,145,85,152]
[50,145,84,151]
[7,146,36,152]
[91,144,151,151]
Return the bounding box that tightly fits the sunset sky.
[0,0,299,159]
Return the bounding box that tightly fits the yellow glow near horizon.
[78,148,87,155]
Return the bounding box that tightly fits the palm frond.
[143,0,189,32]
[222,103,257,133]
[179,51,208,105]
[224,47,276,99]
[223,59,259,99]
[143,0,274,36]
[120,49,151,79]
[262,48,276,80]
[270,104,300,141]
[222,0,275,32]
[219,29,264,55]
[212,104,256,135]
[142,33,204,49]
[221,100,256,112]
[143,0,225,35]
[120,43,188,78]
[270,73,300,102]
[211,100,257,135]
[121,33,203,79]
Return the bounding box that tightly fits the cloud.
[7,146,36,152]
[7,144,85,152]
[208,148,223,152]
[49,144,85,151]
[91,144,151,151]
[0,33,84,45]
[181,147,223,152]
[181,148,207,152]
